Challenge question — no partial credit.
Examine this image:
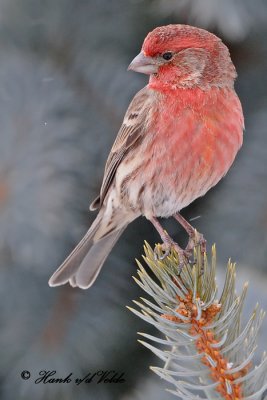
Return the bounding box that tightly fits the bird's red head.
[142,24,219,57]
[128,24,236,90]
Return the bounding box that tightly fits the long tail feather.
[70,227,125,289]
[48,213,127,289]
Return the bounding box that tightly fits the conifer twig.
[129,241,267,400]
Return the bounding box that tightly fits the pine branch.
[128,241,267,400]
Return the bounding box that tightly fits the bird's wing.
[90,86,152,210]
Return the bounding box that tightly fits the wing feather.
[90,87,152,210]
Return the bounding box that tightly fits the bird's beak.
[128,51,158,75]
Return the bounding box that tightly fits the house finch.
[49,24,244,289]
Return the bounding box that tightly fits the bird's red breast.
[130,85,244,217]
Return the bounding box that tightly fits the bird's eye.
[162,52,173,61]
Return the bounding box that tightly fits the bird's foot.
[154,240,191,274]
[150,216,199,274]
[186,231,207,272]
[154,242,171,260]
[173,213,207,270]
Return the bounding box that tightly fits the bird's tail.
[48,210,129,289]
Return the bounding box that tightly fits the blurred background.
[0,0,267,399]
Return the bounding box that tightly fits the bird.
[49,24,244,289]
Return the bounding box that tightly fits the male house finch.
[49,24,244,289]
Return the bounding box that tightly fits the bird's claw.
[153,232,207,275]
[185,231,206,272]
[155,242,191,274]
[188,256,197,265]
[176,248,192,274]
[154,243,171,260]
